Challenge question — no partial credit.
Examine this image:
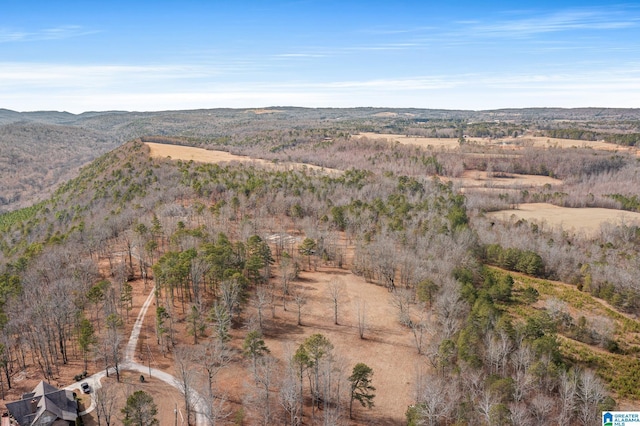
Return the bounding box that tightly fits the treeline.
[541,128,640,146]
[483,244,545,277]
[474,212,640,316]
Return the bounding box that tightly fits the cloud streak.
[468,7,639,37]
[3,60,640,110]
[0,25,98,43]
[0,62,225,95]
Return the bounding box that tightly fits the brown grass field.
[146,142,340,174]
[244,108,282,114]
[449,170,562,189]
[356,132,640,154]
[487,203,640,236]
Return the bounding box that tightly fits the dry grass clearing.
[146,142,340,174]
[487,203,640,236]
[259,267,422,424]
[507,136,639,153]
[356,132,639,155]
[245,109,282,114]
[449,170,562,190]
[355,132,464,150]
[123,265,420,425]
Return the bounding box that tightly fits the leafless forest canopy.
[1,107,640,424]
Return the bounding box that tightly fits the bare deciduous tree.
[175,346,200,425]
[201,386,231,426]
[558,369,578,426]
[577,369,606,426]
[327,277,344,325]
[508,402,533,426]
[292,289,307,326]
[253,285,270,332]
[105,313,124,382]
[280,362,301,426]
[197,339,231,394]
[94,380,117,426]
[245,355,278,426]
[418,374,453,426]
[529,393,555,424]
[355,299,367,339]
[434,280,466,339]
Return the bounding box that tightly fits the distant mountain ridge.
[2,106,640,214]
[2,107,640,126]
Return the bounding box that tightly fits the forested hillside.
[1,108,640,424]
[3,106,640,213]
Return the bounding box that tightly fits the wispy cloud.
[303,76,462,91]
[0,63,217,90]
[274,53,327,58]
[343,43,421,52]
[2,59,640,112]
[468,8,639,37]
[358,26,436,35]
[0,25,98,43]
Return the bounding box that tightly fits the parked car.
[80,382,91,394]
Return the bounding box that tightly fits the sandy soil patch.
[487,203,640,236]
[146,142,340,174]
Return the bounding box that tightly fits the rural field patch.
[487,203,640,236]
[145,142,340,173]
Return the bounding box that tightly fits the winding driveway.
[67,287,207,425]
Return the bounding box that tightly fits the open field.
[129,266,417,425]
[245,109,282,114]
[504,135,640,153]
[487,203,640,236]
[357,132,640,154]
[355,132,466,150]
[260,268,420,423]
[449,170,562,189]
[146,142,340,173]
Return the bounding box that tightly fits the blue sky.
[1,0,640,112]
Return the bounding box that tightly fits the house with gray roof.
[5,381,77,426]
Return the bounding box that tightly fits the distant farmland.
[487,203,640,236]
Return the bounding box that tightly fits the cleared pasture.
[355,132,464,149]
[145,142,340,173]
[450,170,562,189]
[357,132,638,154]
[487,203,640,236]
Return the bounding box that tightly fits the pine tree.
[121,390,158,426]
[348,362,376,419]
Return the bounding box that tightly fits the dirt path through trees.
[72,286,207,424]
